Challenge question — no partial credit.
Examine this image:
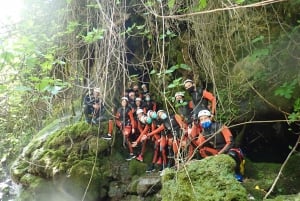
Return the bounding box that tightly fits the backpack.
[228,148,245,176]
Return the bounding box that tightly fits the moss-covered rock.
[241,153,300,200]
[161,154,248,201]
[243,159,281,200]
[276,153,300,195]
[87,136,110,155]
[265,193,300,201]
[10,120,113,201]
[129,159,147,177]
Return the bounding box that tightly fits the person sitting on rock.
[83,87,107,124]
[132,83,143,99]
[103,97,137,161]
[142,110,162,172]
[132,109,153,162]
[144,93,157,112]
[146,110,188,171]
[183,79,216,118]
[196,109,233,158]
[132,97,146,133]
[141,83,149,99]
[174,91,193,125]
[127,89,136,109]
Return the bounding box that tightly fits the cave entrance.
[238,122,299,163]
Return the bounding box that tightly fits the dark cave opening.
[235,121,299,163]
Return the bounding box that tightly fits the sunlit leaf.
[168,0,175,9]
[41,61,52,71]
[167,83,177,88]
[235,0,245,4]
[251,35,264,44]
[166,29,176,38]
[35,77,54,91]
[165,69,175,74]
[29,76,40,82]
[169,65,180,71]
[66,21,80,34]
[13,86,32,92]
[136,25,145,30]
[159,34,166,39]
[179,64,192,70]
[250,48,269,60]
[83,28,106,44]
[150,69,156,74]
[275,80,297,99]
[130,74,138,78]
[172,77,183,84]
[198,0,207,9]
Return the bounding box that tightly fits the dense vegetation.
[0,0,300,200]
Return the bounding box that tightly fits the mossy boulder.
[276,153,300,195]
[11,121,113,201]
[241,153,300,200]
[161,154,248,201]
[265,193,300,201]
[243,159,281,200]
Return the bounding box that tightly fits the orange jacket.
[147,114,187,137]
[197,124,232,155]
[202,90,216,115]
[115,106,136,128]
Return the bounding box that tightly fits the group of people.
[83,79,245,180]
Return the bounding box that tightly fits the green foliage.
[121,23,152,39]
[159,29,177,40]
[150,64,191,109]
[150,64,191,76]
[82,28,106,44]
[252,35,265,44]
[274,79,297,99]
[288,98,300,121]
[192,0,207,11]
[274,79,300,121]
[250,48,269,60]
[168,0,175,9]
[174,100,188,109]
[66,21,80,34]
[198,0,207,9]
[144,1,154,7]
[235,0,245,4]
[167,77,183,89]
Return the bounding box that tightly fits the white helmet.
[136,108,144,115]
[121,97,128,102]
[135,97,142,101]
[198,110,211,118]
[183,79,193,85]
[174,92,184,98]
